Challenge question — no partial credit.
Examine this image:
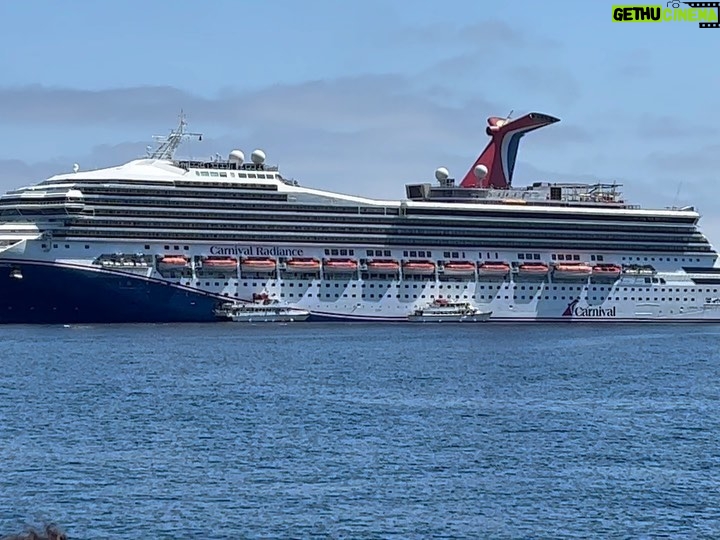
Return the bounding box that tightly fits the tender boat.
[323,259,358,273]
[241,257,277,273]
[286,257,321,272]
[476,262,511,277]
[157,255,189,271]
[592,263,622,279]
[402,260,436,276]
[367,259,400,273]
[201,256,237,270]
[517,262,550,276]
[214,298,310,322]
[407,298,492,323]
[553,263,593,279]
[442,261,477,277]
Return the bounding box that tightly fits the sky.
[1,0,720,241]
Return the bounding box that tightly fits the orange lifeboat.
[553,263,592,279]
[241,257,277,273]
[157,255,189,270]
[402,260,436,276]
[286,258,321,272]
[592,263,622,279]
[201,256,237,270]
[518,262,549,276]
[477,262,511,277]
[442,261,476,277]
[323,258,358,273]
[367,259,400,273]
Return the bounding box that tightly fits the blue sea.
[1,323,720,539]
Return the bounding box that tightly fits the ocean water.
[1,322,720,539]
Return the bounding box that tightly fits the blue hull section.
[0,262,220,324]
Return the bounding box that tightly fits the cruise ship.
[0,111,719,324]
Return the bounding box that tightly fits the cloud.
[635,113,719,140]
[644,144,720,174]
[0,77,499,137]
[530,123,596,146]
[0,78,507,198]
[504,65,581,105]
[608,48,653,80]
[398,19,562,51]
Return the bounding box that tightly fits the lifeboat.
[476,262,511,277]
[518,262,550,276]
[553,263,592,279]
[286,257,321,273]
[201,256,237,270]
[367,259,400,273]
[241,257,277,273]
[157,255,189,270]
[592,264,622,279]
[323,258,358,273]
[442,261,476,277]
[402,260,436,276]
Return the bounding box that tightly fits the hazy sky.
[1,0,719,241]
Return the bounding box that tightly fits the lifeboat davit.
[157,255,189,270]
[241,257,277,273]
[477,262,511,277]
[201,256,237,270]
[402,260,436,276]
[286,258,321,272]
[592,263,622,279]
[518,262,550,276]
[442,261,476,277]
[323,259,358,273]
[367,259,400,273]
[553,263,592,279]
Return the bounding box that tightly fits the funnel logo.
[562,298,618,318]
[612,2,720,27]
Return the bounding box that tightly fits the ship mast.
[148,110,203,160]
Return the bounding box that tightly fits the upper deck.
[404,179,653,210]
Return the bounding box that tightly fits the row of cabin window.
[53,232,712,253]
[169,279,720,296]
[68,218,704,244]
[194,170,276,179]
[211,291,710,303]
[42,241,708,266]
[325,248,356,256]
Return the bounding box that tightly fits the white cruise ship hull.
[1,239,719,324]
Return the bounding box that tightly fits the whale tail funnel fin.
[460,112,560,189]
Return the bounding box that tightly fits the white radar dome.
[473,164,488,180]
[434,167,450,182]
[251,149,266,165]
[228,150,245,164]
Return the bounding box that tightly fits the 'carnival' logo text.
[562,299,617,318]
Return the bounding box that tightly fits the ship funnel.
[460,112,560,189]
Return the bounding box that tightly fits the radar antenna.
[148,110,203,160]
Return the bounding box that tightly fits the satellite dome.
[434,167,450,182]
[473,164,488,180]
[228,150,244,164]
[251,149,266,165]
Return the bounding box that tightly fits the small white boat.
[407,299,491,323]
[214,300,310,322]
